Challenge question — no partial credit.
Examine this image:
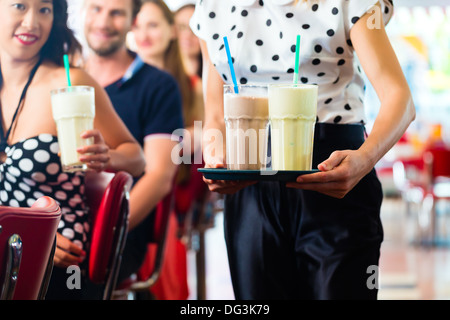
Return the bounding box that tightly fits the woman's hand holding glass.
[77,129,111,172]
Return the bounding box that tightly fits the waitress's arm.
[287,5,416,198]
[352,7,416,170]
[201,39,226,166]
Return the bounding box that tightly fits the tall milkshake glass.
[269,84,318,171]
[224,85,269,170]
[51,86,95,173]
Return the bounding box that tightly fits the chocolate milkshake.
[224,85,269,170]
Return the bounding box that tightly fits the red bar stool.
[84,171,133,300]
[0,196,61,300]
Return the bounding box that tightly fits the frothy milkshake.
[224,86,269,170]
[269,84,318,171]
[51,86,95,173]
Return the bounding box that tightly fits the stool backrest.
[0,197,61,300]
[85,171,133,300]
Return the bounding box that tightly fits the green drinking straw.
[293,35,301,85]
[223,37,239,94]
[63,54,72,87]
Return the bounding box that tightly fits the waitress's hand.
[286,149,374,199]
[54,233,86,269]
[77,129,111,172]
[203,154,257,195]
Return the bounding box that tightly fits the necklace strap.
[0,58,42,152]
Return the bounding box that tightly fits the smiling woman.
[0,0,145,300]
[0,0,53,62]
[132,0,176,68]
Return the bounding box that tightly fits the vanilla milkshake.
[269,84,318,171]
[224,85,269,170]
[51,86,95,173]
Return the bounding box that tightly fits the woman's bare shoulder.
[69,68,100,87]
[41,62,99,89]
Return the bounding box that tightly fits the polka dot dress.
[190,0,394,124]
[0,134,89,251]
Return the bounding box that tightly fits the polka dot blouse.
[0,134,89,251]
[190,0,394,124]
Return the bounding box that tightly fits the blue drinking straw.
[223,37,239,94]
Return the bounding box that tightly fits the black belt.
[315,123,366,143]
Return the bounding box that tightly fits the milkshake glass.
[224,85,269,170]
[269,84,318,171]
[51,86,95,173]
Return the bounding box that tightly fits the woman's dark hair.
[40,0,82,66]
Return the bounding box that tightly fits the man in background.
[82,0,184,285]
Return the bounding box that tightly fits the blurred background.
[67,0,450,300]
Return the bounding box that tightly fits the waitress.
[191,0,415,299]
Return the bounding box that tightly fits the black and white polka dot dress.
[0,134,89,250]
[190,0,394,124]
